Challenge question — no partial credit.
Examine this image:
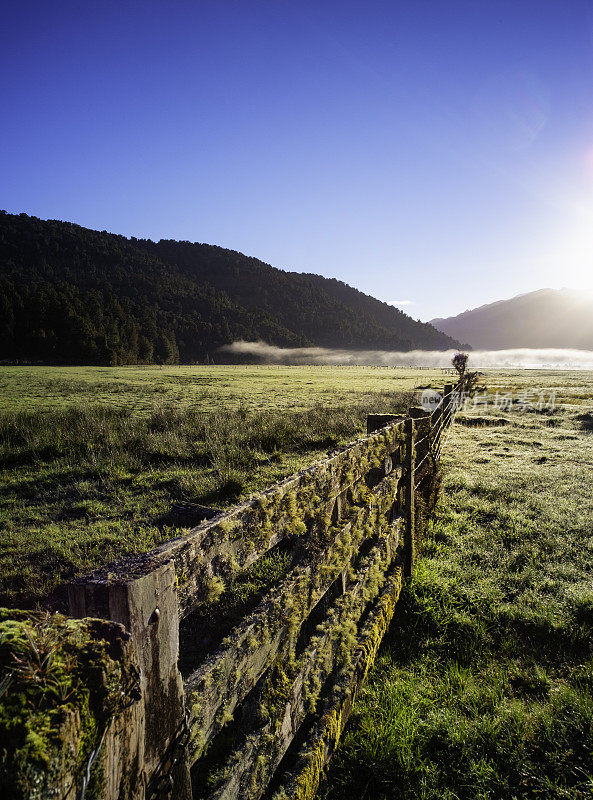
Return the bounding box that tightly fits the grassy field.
[2,365,593,413]
[320,384,593,799]
[1,364,593,799]
[1,365,436,608]
[0,363,590,610]
[0,365,450,413]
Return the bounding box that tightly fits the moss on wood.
[75,421,406,622]
[0,610,138,800]
[272,569,405,800]
[184,466,405,763]
[196,523,403,799]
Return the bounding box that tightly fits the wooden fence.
[68,383,458,800]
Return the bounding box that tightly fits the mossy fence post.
[69,563,193,799]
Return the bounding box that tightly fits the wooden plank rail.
[202,526,404,800]
[67,382,459,800]
[269,567,406,800]
[70,422,406,620]
[183,472,404,763]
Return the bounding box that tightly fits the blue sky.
[2,0,593,321]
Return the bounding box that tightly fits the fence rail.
[67,383,459,800]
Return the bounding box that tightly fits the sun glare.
[552,194,593,291]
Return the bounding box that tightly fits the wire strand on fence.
[432,415,448,446]
[441,404,455,425]
[443,406,457,440]
[429,412,449,451]
[414,451,431,475]
[414,474,427,491]
[435,412,458,458]
[412,422,446,477]
[76,726,108,800]
[432,418,446,443]
[434,407,454,439]
[413,433,429,449]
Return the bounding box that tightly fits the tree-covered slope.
[0,212,461,364]
[302,274,457,350]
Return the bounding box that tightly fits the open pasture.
[1,364,593,797]
[320,373,593,800]
[0,365,427,608]
[0,364,450,414]
[1,364,592,611]
[2,364,593,413]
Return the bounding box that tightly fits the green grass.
[0,365,449,414]
[318,397,593,799]
[2,365,593,795]
[1,363,591,612]
[0,365,425,609]
[3,365,593,414]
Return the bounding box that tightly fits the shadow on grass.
[455,415,510,428]
[319,576,593,800]
[575,412,593,433]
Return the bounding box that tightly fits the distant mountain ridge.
[0,211,461,364]
[431,288,593,350]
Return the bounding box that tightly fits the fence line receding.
[66,383,459,800]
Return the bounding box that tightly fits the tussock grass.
[0,389,412,609]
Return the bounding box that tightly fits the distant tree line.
[0,212,462,365]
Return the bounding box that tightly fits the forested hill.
[0,212,462,365]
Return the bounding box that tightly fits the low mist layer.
[221,341,593,369]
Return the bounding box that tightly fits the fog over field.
[222,341,593,369]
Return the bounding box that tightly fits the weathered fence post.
[409,405,430,466]
[403,416,416,576]
[69,563,192,800]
